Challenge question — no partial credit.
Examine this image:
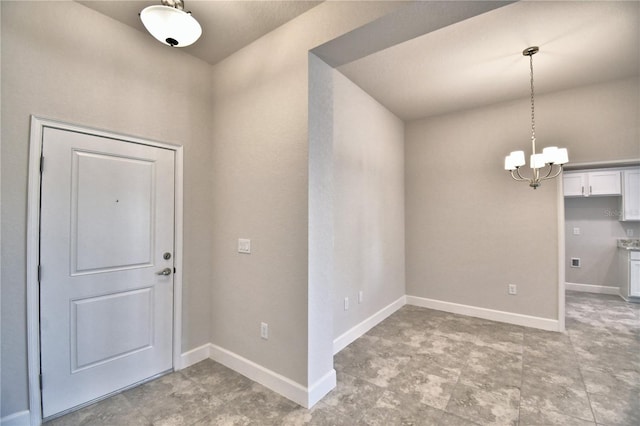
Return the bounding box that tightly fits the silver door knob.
[156,268,172,276]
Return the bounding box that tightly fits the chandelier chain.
[529,53,536,148]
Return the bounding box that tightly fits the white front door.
[39,127,175,418]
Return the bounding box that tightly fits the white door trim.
[556,177,566,333]
[26,116,184,425]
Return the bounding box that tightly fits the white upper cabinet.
[563,170,621,197]
[589,170,622,195]
[621,168,640,221]
[563,173,587,196]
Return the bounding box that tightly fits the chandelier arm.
[511,168,528,182]
[540,165,563,181]
[541,164,554,179]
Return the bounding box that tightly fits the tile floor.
[46,291,639,425]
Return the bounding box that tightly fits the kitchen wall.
[405,77,639,322]
[1,1,214,418]
[565,194,640,288]
[332,68,405,341]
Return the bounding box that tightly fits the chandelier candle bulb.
[505,156,516,171]
[511,151,526,167]
[542,146,559,163]
[556,148,569,165]
[530,153,546,169]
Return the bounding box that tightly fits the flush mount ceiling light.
[504,47,568,189]
[140,0,202,47]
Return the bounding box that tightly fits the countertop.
[618,239,640,251]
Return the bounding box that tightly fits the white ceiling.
[77,0,322,65]
[338,1,640,120]
[78,1,639,121]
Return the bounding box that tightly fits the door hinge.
[38,264,42,282]
[39,374,43,390]
[173,267,176,274]
[39,155,44,174]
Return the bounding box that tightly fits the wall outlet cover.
[238,238,251,254]
[260,322,268,339]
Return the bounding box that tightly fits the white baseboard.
[179,343,212,370]
[208,343,334,409]
[177,292,561,411]
[307,369,337,408]
[406,295,560,332]
[180,342,335,408]
[1,410,30,426]
[565,282,620,295]
[333,295,406,354]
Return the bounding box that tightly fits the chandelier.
[504,46,568,189]
[140,0,202,47]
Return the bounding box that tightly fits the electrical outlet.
[508,284,517,295]
[260,322,268,340]
[573,227,581,236]
[344,297,349,311]
[238,238,251,254]
[358,290,363,304]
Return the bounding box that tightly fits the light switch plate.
[573,227,581,236]
[238,238,251,254]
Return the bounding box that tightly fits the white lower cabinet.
[631,258,640,298]
[620,250,640,301]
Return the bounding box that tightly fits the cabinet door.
[630,261,640,297]
[563,173,586,197]
[588,171,621,196]
[622,169,640,221]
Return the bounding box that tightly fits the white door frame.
[557,177,566,333]
[26,116,184,425]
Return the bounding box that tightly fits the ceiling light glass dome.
[140,0,202,47]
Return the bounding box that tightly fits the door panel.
[40,127,175,418]
[72,151,155,273]
[72,287,154,371]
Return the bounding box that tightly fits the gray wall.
[405,77,639,320]
[333,70,405,338]
[0,0,409,416]
[207,1,404,388]
[3,0,638,419]
[1,1,213,417]
[565,195,640,287]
